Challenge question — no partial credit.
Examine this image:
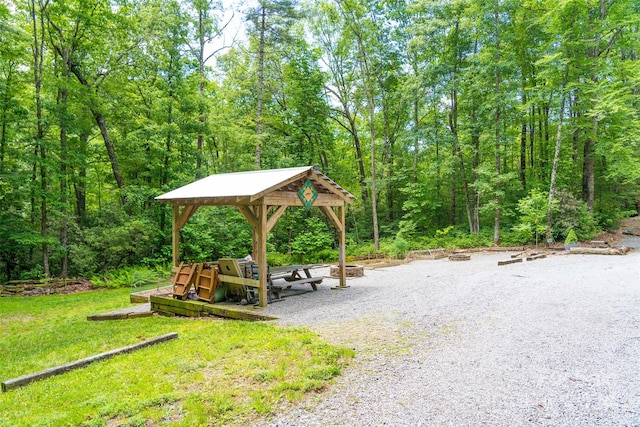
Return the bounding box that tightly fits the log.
[1,333,178,392]
[569,247,631,255]
[498,258,523,266]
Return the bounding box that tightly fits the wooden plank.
[218,274,260,288]
[150,295,206,309]
[1,333,178,392]
[498,258,523,266]
[526,254,547,261]
[151,303,201,318]
[86,311,154,321]
[200,305,277,321]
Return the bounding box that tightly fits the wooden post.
[338,204,347,288]
[172,205,180,269]
[257,202,268,307]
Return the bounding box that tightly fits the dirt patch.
[594,216,640,246]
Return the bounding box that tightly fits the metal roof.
[155,166,355,205]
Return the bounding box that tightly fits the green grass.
[0,287,353,426]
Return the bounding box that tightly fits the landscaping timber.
[569,247,631,255]
[526,254,547,261]
[406,249,448,260]
[498,258,523,266]
[1,333,178,392]
[130,285,172,303]
[87,303,153,321]
[150,295,277,321]
[449,254,471,261]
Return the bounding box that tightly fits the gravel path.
[256,244,640,426]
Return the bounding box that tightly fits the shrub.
[390,236,409,259]
[91,265,170,288]
[290,217,335,262]
[511,189,552,245]
[565,229,578,244]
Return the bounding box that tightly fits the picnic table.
[268,264,323,291]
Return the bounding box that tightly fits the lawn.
[0,287,353,426]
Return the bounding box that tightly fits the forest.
[1,0,639,283]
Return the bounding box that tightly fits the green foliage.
[564,229,578,244]
[180,207,253,261]
[266,251,292,267]
[511,189,554,245]
[290,217,335,262]
[91,265,171,288]
[390,235,409,259]
[551,190,600,241]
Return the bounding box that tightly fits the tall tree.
[246,0,299,168]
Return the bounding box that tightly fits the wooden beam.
[263,192,343,206]
[171,205,200,268]
[257,202,268,307]
[1,333,178,392]
[339,204,347,287]
[310,172,354,203]
[319,206,343,232]
[237,205,258,229]
[248,169,311,202]
[218,275,260,287]
[172,205,180,268]
[176,205,199,230]
[266,205,288,234]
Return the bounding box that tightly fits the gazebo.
[155,166,355,307]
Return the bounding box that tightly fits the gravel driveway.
[256,242,640,426]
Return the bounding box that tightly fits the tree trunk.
[354,30,379,250]
[255,5,266,168]
[546,70,569,244]
[493,0,501,246]
[582,0,607,212]
[68,63,125,202]
[196,8,206,177]
[382,93,395,222]
[92,108,125,194]
[58,48,70,279]
[30,0,50,277]
[73,131,88,223]
[0,65,12,172]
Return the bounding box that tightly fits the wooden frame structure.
[155,166,355,307]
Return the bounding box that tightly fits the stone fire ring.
[329,264,364,278]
